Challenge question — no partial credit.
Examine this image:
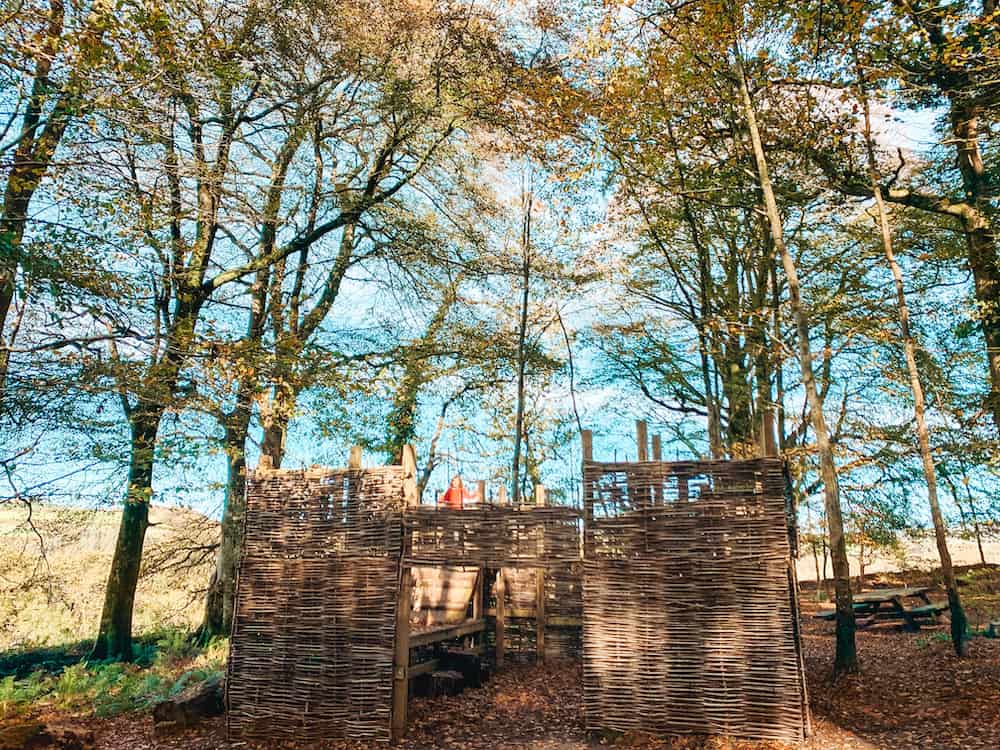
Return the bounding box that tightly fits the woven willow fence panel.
[582,457,808,743]
[227,467,405,744]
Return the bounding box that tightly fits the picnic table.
[814,586,949,632]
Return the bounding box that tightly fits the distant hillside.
[797,533,998,582]
[0,503,217,652]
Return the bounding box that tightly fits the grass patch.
[0,629,227,721]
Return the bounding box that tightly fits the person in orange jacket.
[438,475,477,509]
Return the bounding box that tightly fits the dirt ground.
[20,565,1000,750]
[74,629,1000,750]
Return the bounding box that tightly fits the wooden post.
[534,484,546,662]
[534,484,546,507]
[477,479,486,506]
[536,568,546,664]
[348,445,363,469]
[651,434,663,505]
[581,430,593,558]
[636,420,648,462]
[473,566,484,620]
[497,485,508,506]
[391,567,412,742]
[495,569,506,668]
[257,455,273,472]
[401,444,419,507]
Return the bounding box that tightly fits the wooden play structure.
[226,424,808,745]
[226,446,582,744]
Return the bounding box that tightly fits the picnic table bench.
[814,587,948,631]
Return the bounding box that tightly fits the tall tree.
[0,0,114,405]
[857,77,969,655]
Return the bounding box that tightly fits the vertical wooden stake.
[402,444,419,507]
[535,568,546,664]
[534,484,546,507]
[473,566,484,620]
[652,434,663,504]
[497,485,508,506]
[391,567,412,743]
[257,455,273,472]
[477,479,486,505]
[636,420,648,462]
[348,445,363,469]
[495,569,506,669]
[582,431,593,558]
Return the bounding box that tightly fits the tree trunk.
[200,413,250,639]
[91,411,161,661]
[812,538,823,601]
[260,385,293,468]
[386,281,458,464]
[0,2,109,404]
[949,101,1000,431]
[735,49,857,675]
[862,90,968,655]
[511,188,532,504]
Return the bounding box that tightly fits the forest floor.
[4,565,1000,750]
[66,629,1000,750]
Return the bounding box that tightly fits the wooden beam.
[407,658,440,679]
[636,420,648,462]
[391,567,412,743]
[484,609,580,626]
[534,484,546,507]
[477,479,486,505]
[348,445,363,469]
[257,455,273,471]
[409,619,487,648]
[496,485,508,506]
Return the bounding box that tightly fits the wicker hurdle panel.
[227,467,405,744]
[403,505,582,567]
[582,457,807,743]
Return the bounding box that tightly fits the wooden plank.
[410,619,486,648]
[408,658,440,679]
[651,434,662,461]
[391,567,412,743]
[581,429,593,461]
[485,608,580,626]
